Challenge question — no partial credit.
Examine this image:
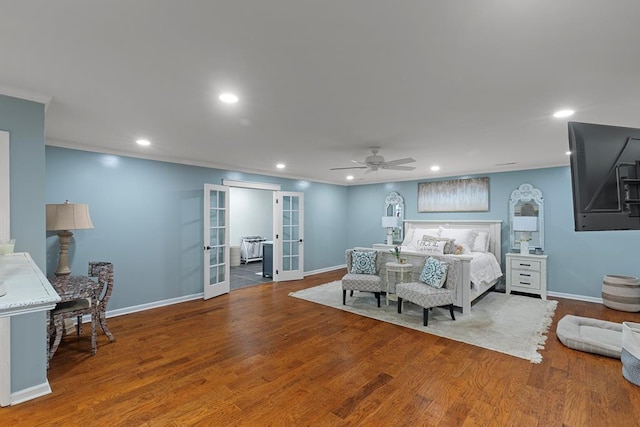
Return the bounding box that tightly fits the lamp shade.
[512,216,538,232]
[46,202,94,231]
[381,216,400,228]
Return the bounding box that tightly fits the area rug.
[289,281,558,363]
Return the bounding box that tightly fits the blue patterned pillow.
[419,257,448,288]
[351,250,377,274]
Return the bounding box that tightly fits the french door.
[203,184,230,299]
[273,191,304,282]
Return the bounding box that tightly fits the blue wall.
[346,168,640,299]
[0,95,47,394]
[45,147,349,310]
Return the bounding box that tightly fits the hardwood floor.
[3,269,640,426]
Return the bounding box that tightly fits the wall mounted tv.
[568,121,640,231]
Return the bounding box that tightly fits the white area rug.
[289,281,558,363]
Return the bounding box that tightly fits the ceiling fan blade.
[383,165,416,171]
[330,166,368,170]
[383,157,416,167]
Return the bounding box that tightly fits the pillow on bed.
[351,250,377,274]
[439,228,478,254]
[472,231,490,252]
[417,235,456,254]
[419,257,448,288]
[415,238,448,255]
[402,228,441,247]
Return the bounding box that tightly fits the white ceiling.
[1,1,640,185]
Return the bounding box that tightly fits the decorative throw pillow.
[416,235,456,254]
[351,250,377,274]
[439,228,478,254]
[419,257,449,288]
[415,239,447,255]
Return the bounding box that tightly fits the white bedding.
[398,246,503,290]
[467,251,503,290]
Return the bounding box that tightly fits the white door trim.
[222,179,281,191]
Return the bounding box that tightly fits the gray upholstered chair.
[396,282,455,326]
[342,249,383,307]
[396,257,457,326]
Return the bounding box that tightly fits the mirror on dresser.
[509,183,544,253]
[384,191,404,244]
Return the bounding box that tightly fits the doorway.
[229,186,273,290]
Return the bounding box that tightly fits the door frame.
[222,180,281,286]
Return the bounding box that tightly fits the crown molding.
[0,85,52,111]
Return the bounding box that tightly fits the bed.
[371,219,503,315]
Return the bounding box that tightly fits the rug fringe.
[530,300,559,364]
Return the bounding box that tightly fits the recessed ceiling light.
[346,175,354,180]
[430,165,440,172]
[276,163,285,169]
[553,109,575,118]
[219,93,239,104]
[136,139,151,146]
[566,151,572,155]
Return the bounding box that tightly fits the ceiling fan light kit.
[330,148,416,173]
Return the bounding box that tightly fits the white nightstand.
[506,253,548,299]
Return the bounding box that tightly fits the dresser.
[506,253,548,299]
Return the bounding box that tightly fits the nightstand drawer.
[510,259,541,272]
[510,270,541,290]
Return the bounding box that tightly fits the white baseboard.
[11,381,52,405]
[547,291,602,304]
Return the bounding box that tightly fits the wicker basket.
[602,275,640,312]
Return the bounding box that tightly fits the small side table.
[385,262,413,305]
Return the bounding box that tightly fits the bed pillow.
[401,227,441,247]
[472,231,490,252]
[415,238,448,255]
[439,228,478,254]
[351,250,377,274]
[419,257,449,288]
[417,235,456,254]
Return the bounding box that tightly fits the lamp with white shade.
[512,216,537,254]
[381,216,400,245]
[46,200,94,276]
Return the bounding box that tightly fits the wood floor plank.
[2,269,640,425]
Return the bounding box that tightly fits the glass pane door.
[274,191,303,282]
[203,184,230,299]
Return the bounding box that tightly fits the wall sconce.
[46,200,94,276]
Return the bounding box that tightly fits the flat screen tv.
[568,121,640,231]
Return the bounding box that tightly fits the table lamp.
[381,216,400,245]
[46,200,94,276]
[513,216,537,254]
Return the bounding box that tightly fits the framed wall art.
[418,177,489,212]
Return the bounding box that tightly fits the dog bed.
[556,315,622,358]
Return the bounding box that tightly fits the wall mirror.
[509,183,544,253]
[384,191,404,243]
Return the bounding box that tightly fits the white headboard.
[403,220,502,266]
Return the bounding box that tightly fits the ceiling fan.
[330,148,416,173]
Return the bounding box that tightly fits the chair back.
[345,249,382,274]
[88,261,114,308]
